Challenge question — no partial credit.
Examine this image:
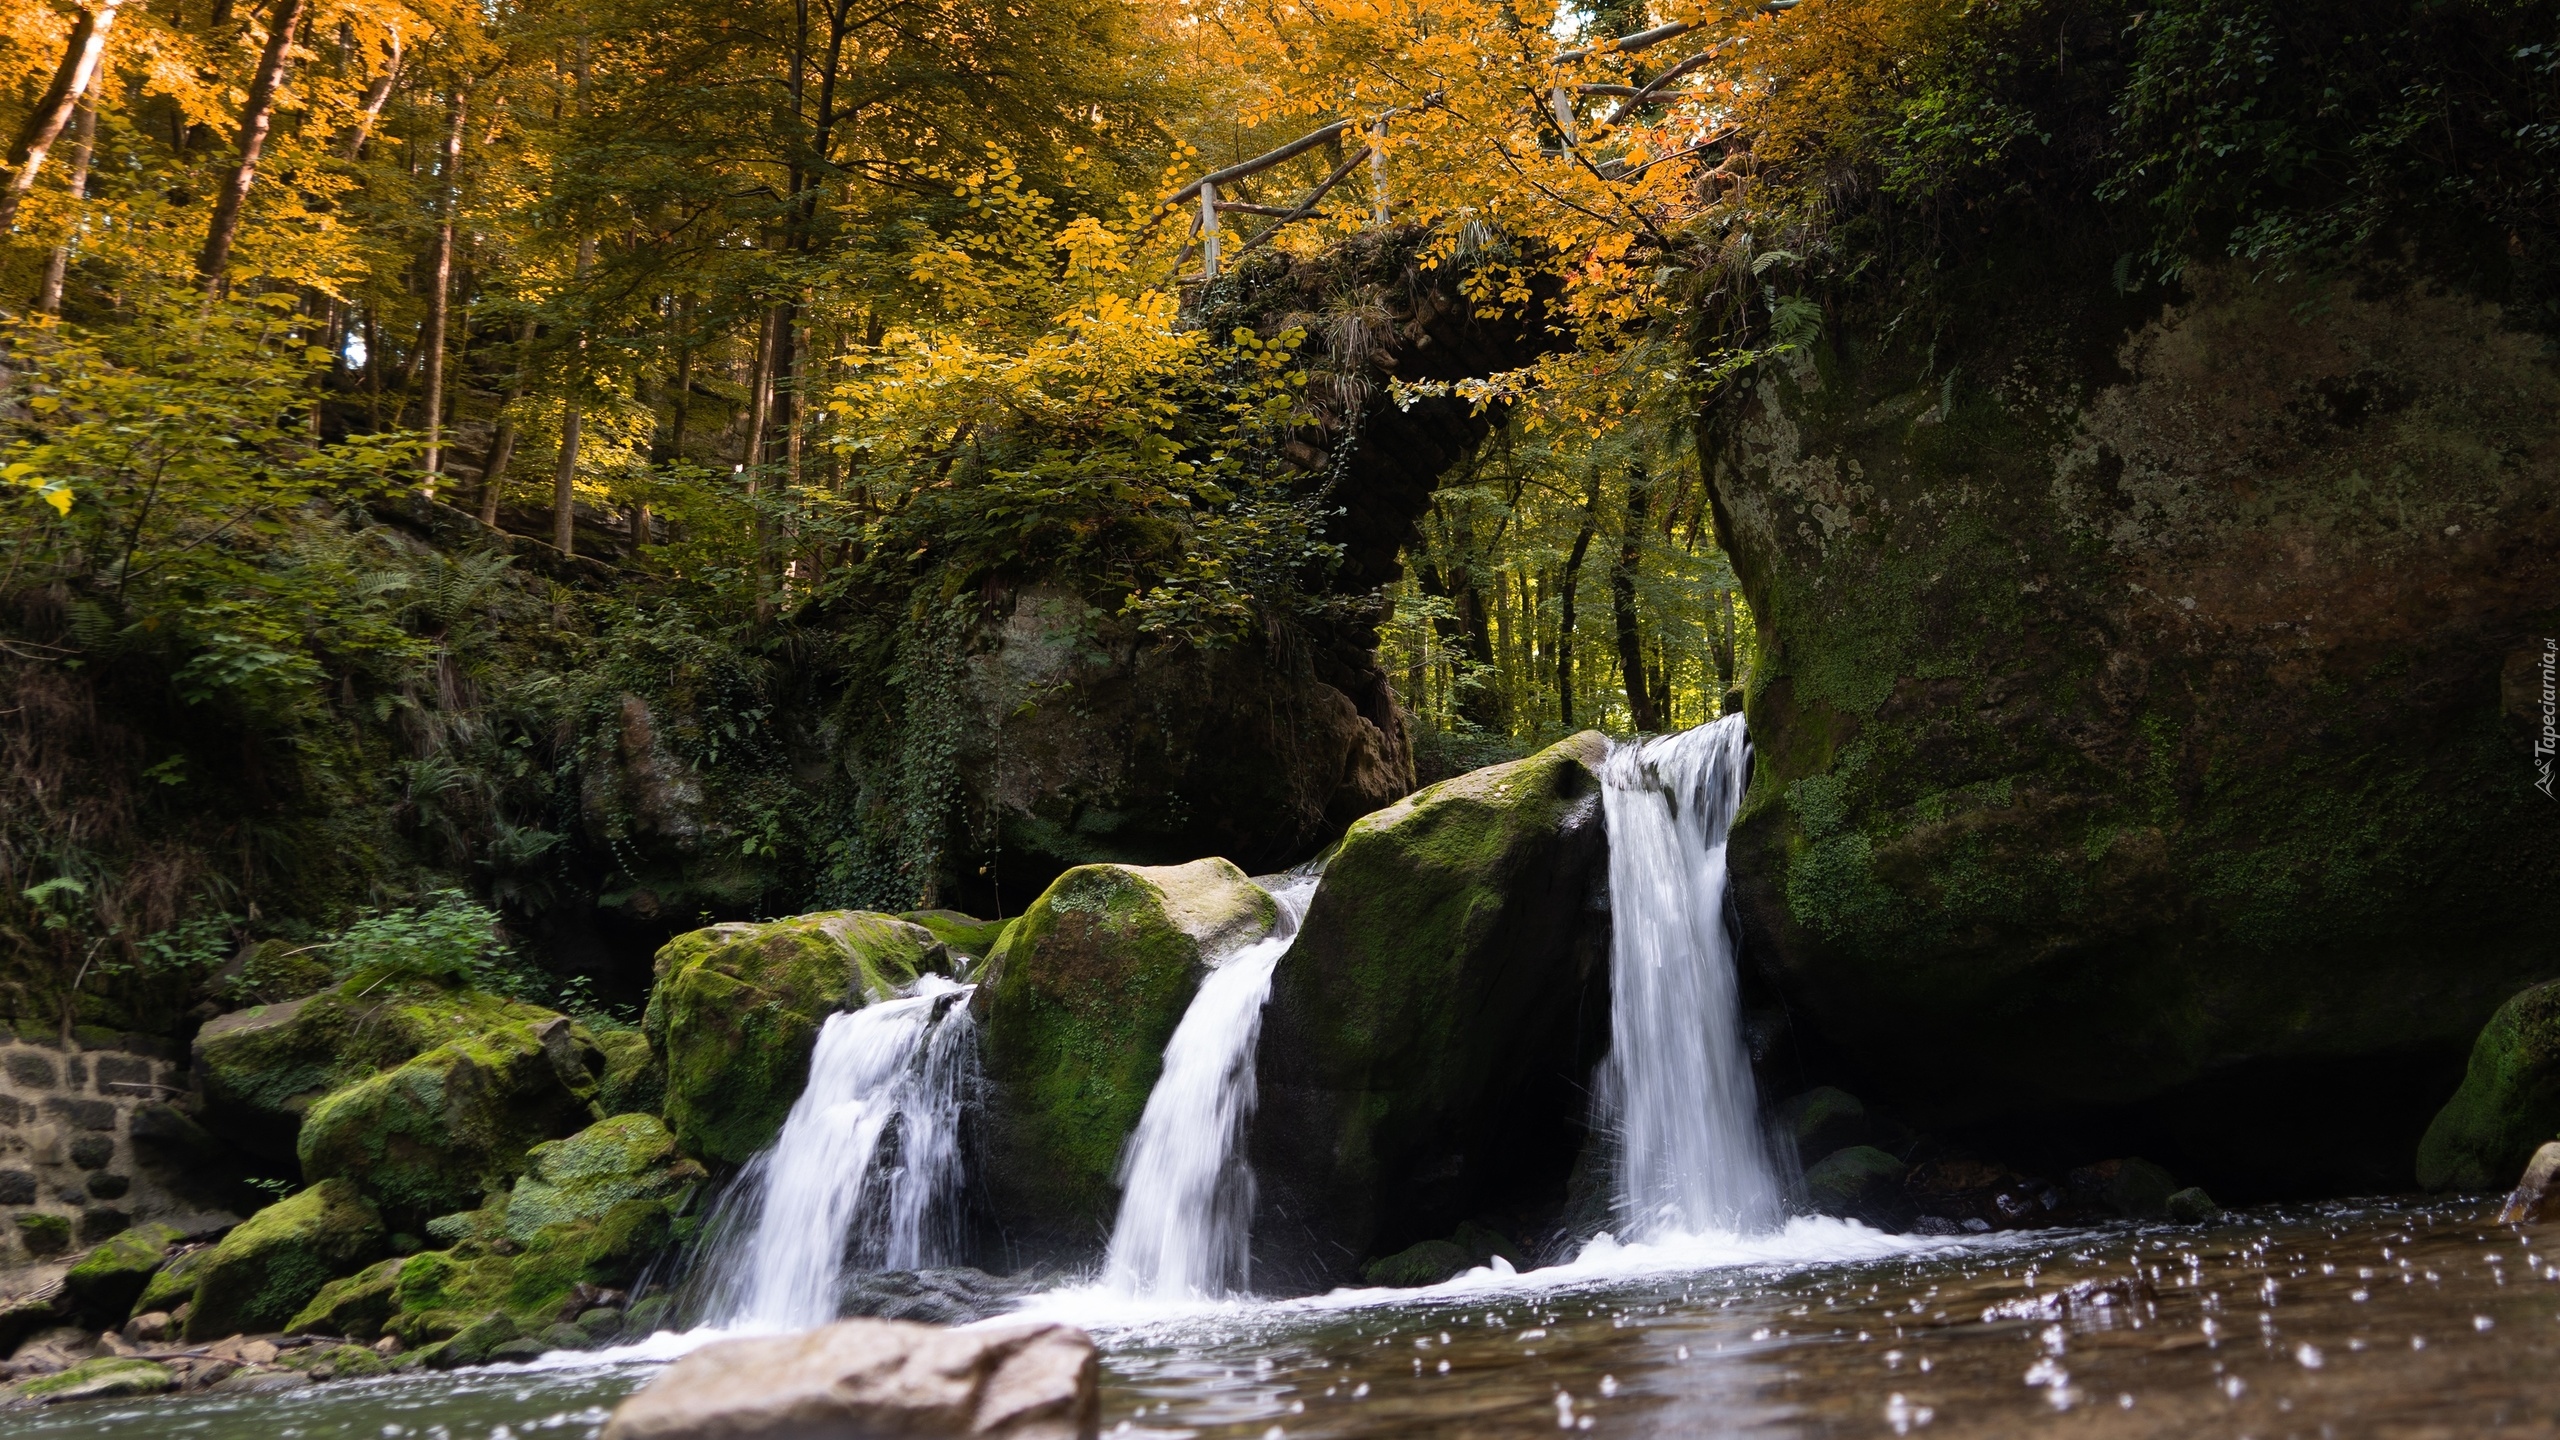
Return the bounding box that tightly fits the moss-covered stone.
[297,1017,605,1224]
[387,1197,673,1345]
[1716,261,2560,1198]
[191,983,589,1164]
[501,1114,703,1242]
[14,1213,70,1256]
[975,859,1276,1259]
[2417,981,2560,1193]
[60,1222,182,1326]
[12,1357,175,1403]
[285,1257,406,1340]
[1360,1239,1474,1289]
[1804,1147,1913,1230]
[1250,734,1613,1290]
[642,911,945,1163]
[593,1030,663,1117]
[186,1178,386,1340]
[899,910,1014,962]
[131,1244,212,1318]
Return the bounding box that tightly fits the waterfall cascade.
[1101,872,1319,1298]
[697,974,979,1331]
[1597,716,1785,1240]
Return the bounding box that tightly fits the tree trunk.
[1612,465,1659,731]
[1556,469,1604,729]
[0,0,119,234]
[197,0,308,290]
[551,232,596,554]
[419,84,467,487]
[333,26,401,158]
[35,98,96,314]
[477,317,535,525]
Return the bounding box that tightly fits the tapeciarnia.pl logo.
[2538,637,2557,800]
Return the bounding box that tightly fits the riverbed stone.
[2164,1186,2220,1224]
[599,1317,1099,1440]
[643,912,946,1164]
[60,1222,183,1326]
[975,859,1276,1260]
[1805,1146,1914,1230]
[192,984,588,1165]
[184,1178,387,1340]
[1360,1238,1474,1289]
[1250,733,1614,1290]
[9,1356,175,1403]
[2418,980,2560,1194]
[1775,1088,1874,1168]
[297,1018,606,1224]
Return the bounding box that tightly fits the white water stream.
[697,974,978,1331]
[1101,873,1319,1298]
[1597,716,1785,1240]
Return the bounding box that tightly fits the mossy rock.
[12,1357,175,1403]
[61,1222,183,1326]
[387,1197,674,1345]
[1804,1146,1914,1230]
[285,1257,406,1340]
[14,1214,70,1257]
[186,1178,386,1340]
[192,983,587,1164]
[132,1245,213,1318]
[900,910,1013,962]
[2065,1158,2180,1220]
[1251,734,1613,1290]
[975,858,1276,1259]
[1361,1239,1473,1289]
[290,1342,390,1379]
[642,911,945,1163]
[2417,981,2560,1193]
[1774,1087,1873,1168]
[298,1017,605,1225]
[593,1030,663,1117]
[501,1114,703,1242]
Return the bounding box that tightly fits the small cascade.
[1597,715,1784,1240]
[698,974,978,1331]
[1101,872,1320,1298]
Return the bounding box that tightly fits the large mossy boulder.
[643,912,946,1163]
[974,858,1277,1261]
[501,1113,704,1241]
[185,1178,386,1339]
[61,1223,184,1327]
[298,1016,606,1224]
[385,1198,677,1346]
[192,983,587,1164]
[1249,733,1613,1290]
[1717,259,2560,1200]
[2417,981,2560,1193]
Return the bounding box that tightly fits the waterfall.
[1598,715,1784,1240]
[697,974,978,1331]
[1101,873,1319,1298]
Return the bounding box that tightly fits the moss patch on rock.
[386,1198,674,1345]
[132,1245,213,1318]
[642,911,945,1163]
[900,910,1014,961]
[593,1030,663,1117]
[286,1257,406,1340]
[185,1178,386,1339]
[2417,981,2560,1193]
[61,1222,183,1326]
[501,1114,703,1242]
[298,1017,605,1224]
[976,859,1276,1258]
[12,1357,176,1403]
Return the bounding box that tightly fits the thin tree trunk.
[333,26,401,158]
[419,83,467,487]
[477,318,533,525]
[35,98,95,314]
[742,304,777,564]
[0,0,119,234]
[198,0,307,289]
[1612,465,1659,731]
[1557,470,1604,729]
[667,319,692,458]
[552,404,581,553]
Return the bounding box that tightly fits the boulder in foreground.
[600,1318,1098,1440]
[2418,980,2560,1194]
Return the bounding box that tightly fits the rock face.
[642,912,946,1164]
[975,860,1276,1263]
[1250,733,1613,1290]
[184,1177,386,1339]
[2417,981,2560,1193]
[297,1017,606,1223]
[601,1318,1099,1440]
[1714,262,2560,1200]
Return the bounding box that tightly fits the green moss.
[14,1357,175,1402]
[285,1257,405,1340]
[641,911,942,1163]
[900,909,1014,960]
[61,1222,183,1325]
[501,1114,702,1241]
[593,1029,663,1117]
[298,1020,604,1223]
[2417,982,2560,1193]
[978,858,1275,1250]
[1360,1239,1474,1288]
[387,1199,675,1344]
[186,1178,386,1339]
[131,1245,213,1318]
[14,1213,70,1257]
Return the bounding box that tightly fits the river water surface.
[8,1199,2554,1439]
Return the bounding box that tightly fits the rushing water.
[1597,718,1784,1241]
[1103,873,1321,1300]
[25,1201,2560,1438]
[690,974,978,1331]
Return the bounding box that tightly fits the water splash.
[1597,716,1784,1240]
[1101,872,1320,1298]
[695,974,978,1331]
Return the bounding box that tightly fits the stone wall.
[0,1023,219,1269]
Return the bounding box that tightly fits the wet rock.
[1252,734,1613,1290]
[1453,1219,1525,1269]
[130,1245,213,1318]
[185,1179,386,1340]
[537,1322,592,1352]
[2064,1159,2180,1221]
[903,910,1014,962]
[838,1269,1038,1328]
[1361,1239,1475,1289]
[2496,1142,2560,1223]
[1905,1158,2057,1231]
[2419,980,2560,1193]
[383,1197,678,1347]
[9,1356,174,1403]
[208,1367,308,1394]
[501,1114,703,1242]
[9,1326,94,1372]
[577,1306,625,1341]
[642,912,945,1164]
[2164,1186,2220,1224]
[599,1318,1099,1440]
[594,1031,664,1118]
[297,1018,606,1224]
[625,1295,671,1334]
[423,1311,521,1369]
[976,859,1277,1259]
[1774,1088,1873,1168]
[286,1257,406,1340]
[121,1312,170,1344]
[60,1222,183,1326]
[1805,1147,1913,1230]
